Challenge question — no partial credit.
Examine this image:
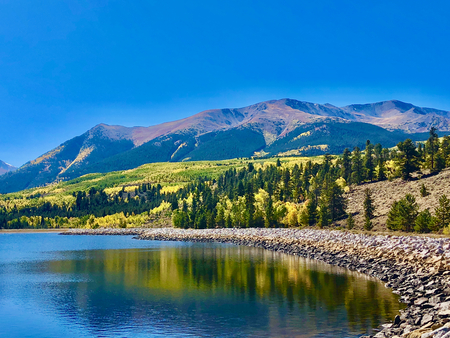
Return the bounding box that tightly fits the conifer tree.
[377,159,387,181]
[318,199,330,228]
[426,127,440,172]
[364,217,373,231]
[215,207,225,228]
[264,197,274,228]
[363,188,374,230]
[363,188,375,220]
[420,183,429,197]
[396,139,420,180]
[434,195,450,230]
[351,147,363,185]
[414,209,433,233]
[386,194,418,232]
[364,141,375,181]
[347,213,355,230]
[244,183,255,227]
[322,177,347,221]
[441,136,450,166]
[305,197,317,226]
[341,148,352,182]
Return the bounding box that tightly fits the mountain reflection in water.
[0,234,404,338]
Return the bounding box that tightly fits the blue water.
[0,233,403,337]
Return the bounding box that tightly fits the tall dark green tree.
[363,188,375,220]
[396,139,420,180]
[363,188,375,230]
[264,197,275,228]
[386,194,418,232]
[434,195,450,230]
[244,183,256,227]
[351,147,363,185]
[305,196,317,226]
[364,141,375,182]
[340,148,352,182]
[322,177,347,221]
[318,199,330,228]
[426,127,440,172]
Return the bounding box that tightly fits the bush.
[364,217,373,231]
[347,213,355,230]
[420,183,429,197]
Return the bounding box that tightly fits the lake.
[0,233,404,337]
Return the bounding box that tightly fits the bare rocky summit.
[0,160,16,176]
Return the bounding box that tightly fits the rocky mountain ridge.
[0,160,16,176]
[1,98,449,193]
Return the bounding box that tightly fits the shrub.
[347,213,355,230]
[420,183,429,197]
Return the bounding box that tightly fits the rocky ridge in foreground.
[65,228,450,337]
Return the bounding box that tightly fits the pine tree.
[322,177,347,221]
[244,183,255,227]
[364,217,373,231]
[386,194,418,232]
[420,183,429,197]
[351,147,363,185]
[434,195,450,230]
[396,139,420,180]
[347,213,355,230]
[305,197,317,226]
[441,136,450,166]
[341,148,352,182]
[215,207,225,228]
[318,200,330,228]
[364,141,375,181]
[363,188,375,220]
[414,209,433,233]
[264,197,274,228]
[377,159,387,181]
[426,127,440,172]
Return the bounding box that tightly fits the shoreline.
[0,228,70,234]
[64,227,450,338]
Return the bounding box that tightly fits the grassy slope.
[336,168,450,231]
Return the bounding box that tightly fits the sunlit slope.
[0,156,318,210]
[2,98,449,193]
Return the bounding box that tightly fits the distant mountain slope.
[1,98,449,193]
[342,100,450,132]
[0,160,16,176]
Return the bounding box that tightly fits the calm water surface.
[0,233,404,338]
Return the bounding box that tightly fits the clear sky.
[1,0,449,167]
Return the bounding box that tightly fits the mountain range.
[1,99,449,193]
[0,161,16,176]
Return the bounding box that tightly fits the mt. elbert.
[2,99,450,193]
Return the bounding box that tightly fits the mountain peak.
[2,98,450,193]
[0,160,17,176]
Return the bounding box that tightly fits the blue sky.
[1,0,449,167]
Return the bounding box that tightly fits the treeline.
[2,128,450,232]
[0,183,181,229]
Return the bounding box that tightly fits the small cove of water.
[0,233,404,337]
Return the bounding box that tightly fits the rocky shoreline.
[64,228,450,338]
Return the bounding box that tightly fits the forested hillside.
[2,129,450,235]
